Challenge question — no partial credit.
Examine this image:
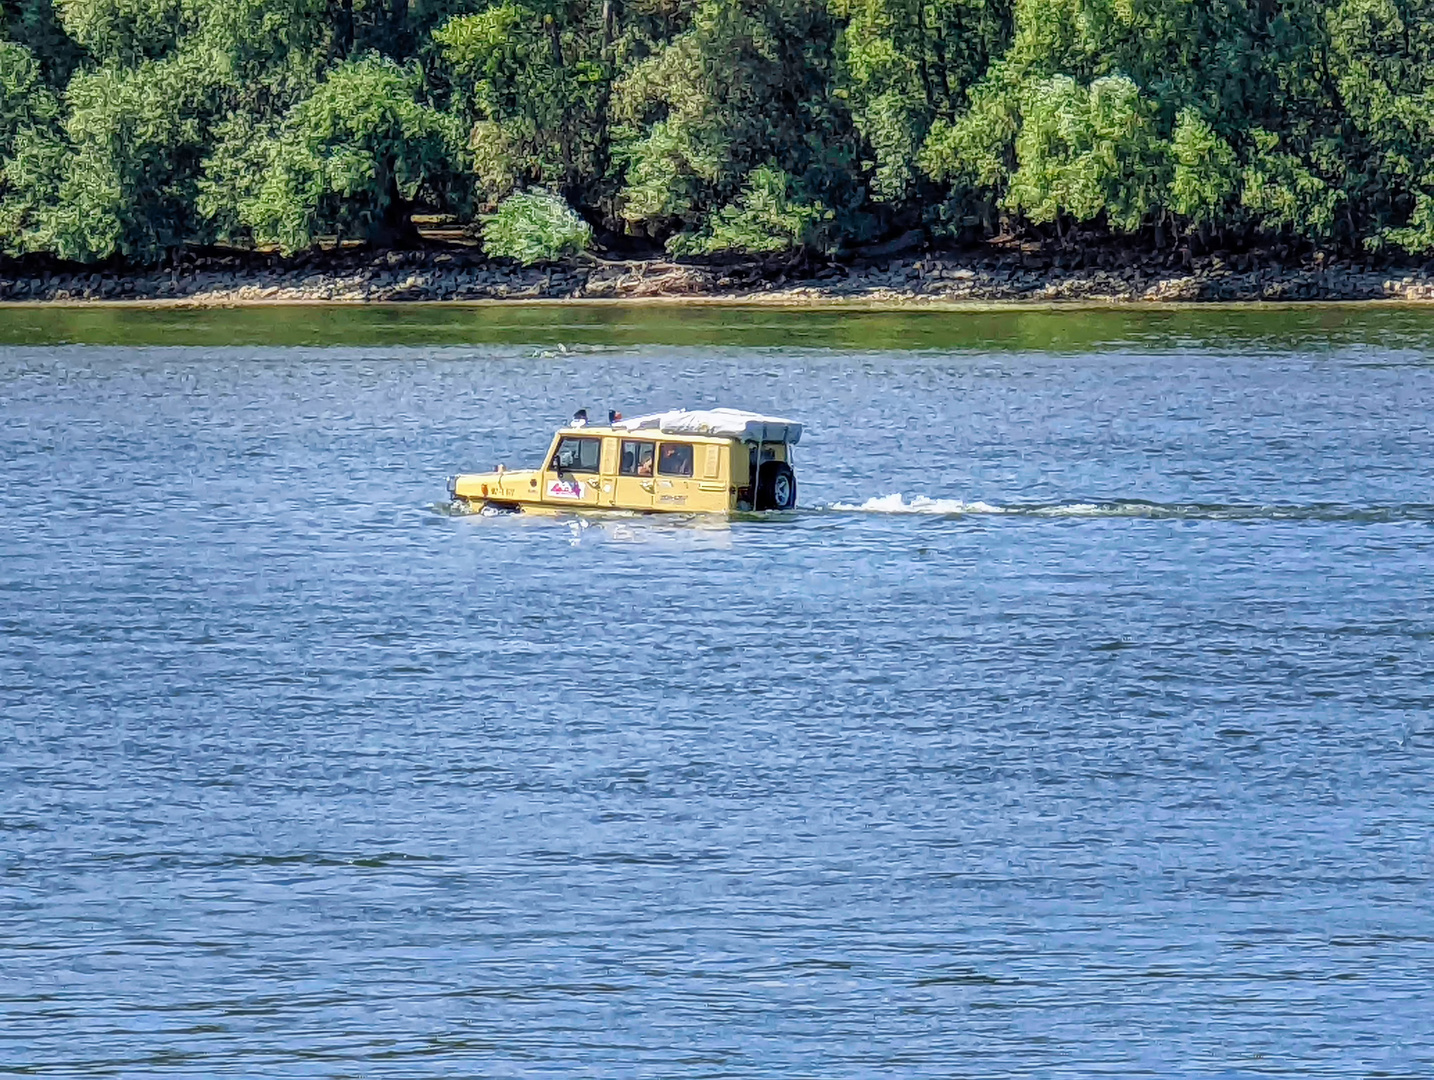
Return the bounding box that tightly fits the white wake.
[826,495,1177,518]
[823,495,1434,521]
[827,494,1009,515]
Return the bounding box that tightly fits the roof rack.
[612,408,802,445]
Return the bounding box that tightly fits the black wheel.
[756,461,797,510]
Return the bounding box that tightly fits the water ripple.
[2,332,1433,1077]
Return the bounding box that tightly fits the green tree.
[1003,73,1168,235]
[228,54,463,252]
[55,0,184,66]
[1240,126,1344,240]
[611,0,857,247]
[0,40,63,252]
[0,40,53,157]
[668,162,831,254]
[433,3,603,202]
[1327,0,1434,251]
[1167,107,1237,228]
[3,0,1434,263]
[4,0,83,84]
[43,56,218,261]
[480,188,592,262]
[919,0,1350,243]
[831,0,1011,203]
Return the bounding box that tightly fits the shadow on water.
[8,301,1434,352]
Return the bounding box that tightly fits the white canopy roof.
[614,408,802,445]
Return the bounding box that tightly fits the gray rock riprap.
[3,249,1434,304]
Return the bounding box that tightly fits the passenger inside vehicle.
[620,440,655,477]
[658,443,694,477]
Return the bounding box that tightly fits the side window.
[619,440,655,477]
[657,442,694,477]
[551,436,601,473]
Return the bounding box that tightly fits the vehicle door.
[652,440,700,510]
[541,434,603,508]
[692,440,730,510]
[611,438,657,510]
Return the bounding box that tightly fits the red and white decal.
[547,478,583,499]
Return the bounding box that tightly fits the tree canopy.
[6,0,1434,262]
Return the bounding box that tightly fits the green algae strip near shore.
[3,293,1434,311]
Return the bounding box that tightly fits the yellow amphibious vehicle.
[449,407,801,514]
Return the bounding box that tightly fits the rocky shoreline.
[4,246,1434,305]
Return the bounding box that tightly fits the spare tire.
[756,461,797,510]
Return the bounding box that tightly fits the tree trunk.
[330,0,354,62]
[546,15,563,67]
[389,0,409,56]
[371,165,420,249]
[915,3,936,114]
[589,0,619,224]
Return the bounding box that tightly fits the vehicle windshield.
[551,436,601,473]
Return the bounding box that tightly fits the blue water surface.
[2,309,1433,1077]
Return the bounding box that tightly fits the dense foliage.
[6,0,1434,263]
[481,188,592,262]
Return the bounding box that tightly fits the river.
[3,304,1432,1077]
